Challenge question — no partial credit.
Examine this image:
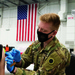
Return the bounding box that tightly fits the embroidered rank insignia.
[49,58,54,64]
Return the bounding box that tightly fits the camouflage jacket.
[14,37,71,75]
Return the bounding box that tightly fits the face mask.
[37,29,55,42]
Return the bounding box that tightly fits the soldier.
[5,13,71,75]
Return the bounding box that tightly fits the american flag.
[16,4,37,41]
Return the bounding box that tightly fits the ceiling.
[0,0,48,8]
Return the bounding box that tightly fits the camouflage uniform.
[15,37,71,75]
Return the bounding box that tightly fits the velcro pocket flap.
[42,51,63,71]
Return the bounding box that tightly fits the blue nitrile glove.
[6,48,21,63]
[5,57,15,73]
[5,52,14,60]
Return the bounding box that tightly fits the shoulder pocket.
[42,51,63,71]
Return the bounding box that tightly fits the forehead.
[38,21,53,31]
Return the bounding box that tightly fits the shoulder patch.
[25,47,30,54]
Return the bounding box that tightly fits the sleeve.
[64,48,71,67]
[21,45,33,68]
[20,41,39,68]
[14,68,36,75]
[14,49,71,75]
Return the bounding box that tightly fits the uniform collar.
[33,36,59,52]
[44,36,57,51]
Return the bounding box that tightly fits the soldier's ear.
[53,30,57,36]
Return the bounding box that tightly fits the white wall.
[0,0,75,51]
[56,22,67,45]
[0,7,33,49]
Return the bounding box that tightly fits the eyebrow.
[0,45,2,61]
[38,27,48,32]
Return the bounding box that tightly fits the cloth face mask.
[37,29,55,42]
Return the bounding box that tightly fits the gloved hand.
[5,57,15,73]
[5,52,13,60]
[5,48,21,63]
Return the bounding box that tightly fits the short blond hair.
[39,13,60,31]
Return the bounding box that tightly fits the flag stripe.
[26,5,28,41]
[22,19,24,41]
[21,20,22,41]
[27,5,30,41]
[16,20,19,41]
[29,4,32,41]
[18,20,20,41]
[31,4,34,41]
[23,19,25,41]
[25,19,27,41]
[19,20,21,41]
[16,4,37,41]
[32,4,35,41]
[34,4,37,41]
